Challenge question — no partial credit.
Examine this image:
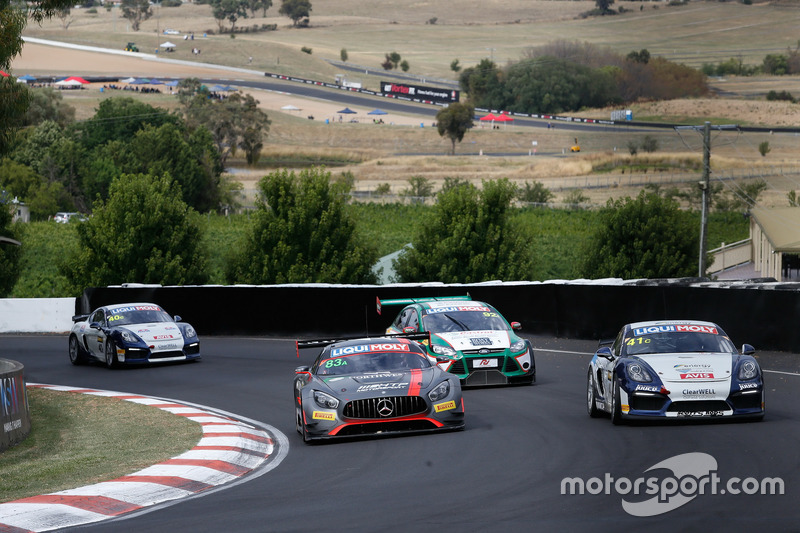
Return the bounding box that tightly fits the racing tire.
[105,339,118,369]
[587,370,601,418]
[610,379,623,425]
[68,335,86,365]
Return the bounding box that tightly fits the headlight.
[184,326,197,338]
[738,359,759,380]
[510,339,526,353]
[431,344,457,357]
[428,381,451,402]
[627,363,652,382]
[313,390,339,409]
[119,330,140,344]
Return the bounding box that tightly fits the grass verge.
[0,387,201,503]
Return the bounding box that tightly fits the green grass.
[11,206,750,297]
[0,387,201,503]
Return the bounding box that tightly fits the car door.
[596,332,623,410]
[84,308,107,358]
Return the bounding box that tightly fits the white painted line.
[763,369,800,377]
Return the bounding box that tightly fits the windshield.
[422,309,508,332]
[316,351,431,376]
[107,305,173,326]
[622,331,737,356]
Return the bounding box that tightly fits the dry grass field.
[11,0,800,206]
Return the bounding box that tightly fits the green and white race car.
[379,296,536,386]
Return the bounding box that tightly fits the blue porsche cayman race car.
[379,296,536,386]
[294,335,465,442]
[587,319,765,424]
[69,302,201,368]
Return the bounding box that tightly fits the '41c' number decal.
[626,337,651,346]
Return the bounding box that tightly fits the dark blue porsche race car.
[69,302,201,368]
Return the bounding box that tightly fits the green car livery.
[379,296,536,386]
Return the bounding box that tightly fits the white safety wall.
[0,298,76,333]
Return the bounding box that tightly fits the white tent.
[281,104,301,112]
[54,79,84,89]
[160,42,177,50]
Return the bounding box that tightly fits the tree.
[120,0,152,31]
[23,87,75,127]
[758,141,771,157]
[641,134,658,153]
[340,48,348,62]
[401,176,433,202]
[1,0,76,156]
[436,102,474,155]
[0,77,30,157]
[78,96,178,151]
[182,91,270,168]
[279,0,311,27]
[211,0,248,33]
[450,59,461,73]
[226,167,377,284]
[0,191,22,296]
[62,172,208,293]
[11,120,85,210]
[0,158,67,220]
[517,181,554,205]
[54,6,73,29]
[581,191,700,279]
[594,0,614,13]
[394,179,535,283]
[245,0,271,17]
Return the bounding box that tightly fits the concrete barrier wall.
[2,279,798,352]
[0,298,77,334]
[71,279,800,353]
[0,359,31,452]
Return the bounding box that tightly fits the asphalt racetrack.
[3,334,798,532]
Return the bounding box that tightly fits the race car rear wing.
[376,295,471,315]
[295,332,431,358]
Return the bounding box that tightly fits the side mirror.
[89,322,102,330]
[174,315,182,322]
[741,344,755,356]
[403,326,417,334]
[510,321,522,331]
[295,366,310,374]
[595,346,614,360]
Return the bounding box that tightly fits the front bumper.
[621,387,764,420]
[116,341,201,364]
[438,349,535,386]
[302,396,465,441]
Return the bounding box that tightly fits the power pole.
[699,121,711,277]
[674,122,738,278]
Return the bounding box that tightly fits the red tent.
[495,112,514,122]
[479,113,498,128]
[63,76,89,84]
